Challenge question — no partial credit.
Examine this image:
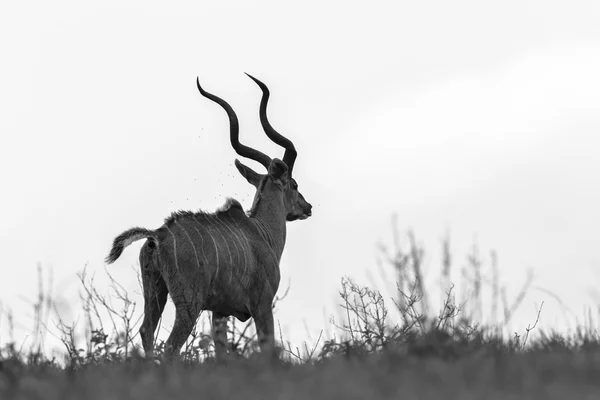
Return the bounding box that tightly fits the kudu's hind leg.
[164,302,201,361]
[139,270,168,358]
[211,312,229,360]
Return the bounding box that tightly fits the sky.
[1,0,600,354]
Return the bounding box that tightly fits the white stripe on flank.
[219,216,244,267]
[221,218,248,276]
[192,226,209,268]
[209,215,234,266]
[164,225,179,275]
[177,221,201,272]
[205,215,234,285]
[205,225,220,283]
[191,216,212,289]
[240,230,251,276]
[230,218,252,277]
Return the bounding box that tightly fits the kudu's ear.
[268,158,288,180]
[235,159,262,187]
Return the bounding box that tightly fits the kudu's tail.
[105,227,158,264]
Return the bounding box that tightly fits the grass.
[3,334,600,399]
[1,227,599,399]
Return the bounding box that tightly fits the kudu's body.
[106,74,312,360]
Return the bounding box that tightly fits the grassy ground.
[2,341,600,400]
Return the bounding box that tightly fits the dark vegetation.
[1,226,599,399]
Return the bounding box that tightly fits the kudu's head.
[196,73,312,222]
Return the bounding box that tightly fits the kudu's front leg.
[253,309,279,360]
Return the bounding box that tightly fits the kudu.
[105,74,312,360]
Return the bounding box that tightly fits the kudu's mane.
[163,198,247,226]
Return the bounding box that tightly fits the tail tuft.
[106,227,157,264]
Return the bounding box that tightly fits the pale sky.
[1,1,600,353]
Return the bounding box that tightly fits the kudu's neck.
[249,187,287,259]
